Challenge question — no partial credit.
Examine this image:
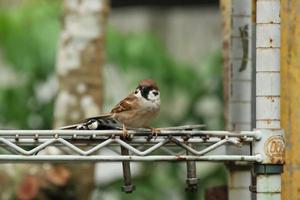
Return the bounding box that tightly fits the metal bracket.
[253,164,283,175]
[252,129,285,165]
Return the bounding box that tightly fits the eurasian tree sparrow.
[60,79,161,137]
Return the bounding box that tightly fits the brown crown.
[138,79,159,90]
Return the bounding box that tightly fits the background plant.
[0,1,226,199]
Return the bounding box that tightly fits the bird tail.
[58,113,121,130]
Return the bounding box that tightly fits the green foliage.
[0,2,224,129]
[107,27,200,91]
[106,27,223,128]
[0,0,61,128]
[0,1,225,199]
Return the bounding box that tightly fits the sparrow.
[60,79,161,138]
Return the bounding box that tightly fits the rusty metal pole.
[254,0,285,199]
[120,142,135,193]
[185,143,198,193]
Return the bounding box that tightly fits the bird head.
[135,79,160,102]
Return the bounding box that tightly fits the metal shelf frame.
[0,128,263,163]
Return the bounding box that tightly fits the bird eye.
[134,90,138,94]
[153,91,159,96]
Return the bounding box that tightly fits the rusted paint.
[264,135,285,164]
[176,155,187,161]
[266,96,275,102]
[281,0,300,199]
[252,0,256,23]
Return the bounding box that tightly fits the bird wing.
[58,113,119,130]
[58,94,138,130]
[111,93,137,114]
[82,113,113,122]
[58,123,83,130]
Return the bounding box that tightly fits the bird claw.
[122,129,129,138]
[150,128,160,140]
[122,124,130,139]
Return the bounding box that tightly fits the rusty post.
[185,143,198,193]
[120,140,135,193]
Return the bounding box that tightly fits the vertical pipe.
[251,1,257,199]
[229,0,253,132]
[185,143,198,193]
[256,0,282,199]
[226,0,253,199]
[120,146,135,193]
[256,0,281,130]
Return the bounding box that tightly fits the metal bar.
[0,155,262,163]
[0,130,260,138]
[170,137,241,156]
[0,137,246,157]
[121,142,135,193]
[115,138,170,156]
[0,137,254,145]
[185,143,198,192]
[0,128,264,164]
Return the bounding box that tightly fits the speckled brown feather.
[59,79,160,130]
[111,93,137,114]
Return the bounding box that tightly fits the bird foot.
[150,128,160,140]
[122,124,129,139]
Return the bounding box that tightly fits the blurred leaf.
[0,1,224,199]
[0,1,60,129]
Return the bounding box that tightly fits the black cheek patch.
[141,87,151,100]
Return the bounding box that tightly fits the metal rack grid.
[0,127,262,163]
